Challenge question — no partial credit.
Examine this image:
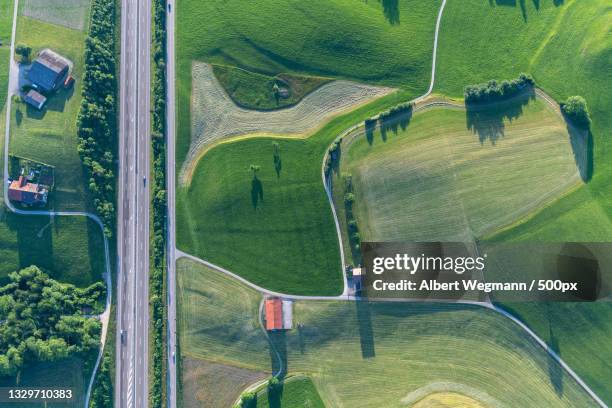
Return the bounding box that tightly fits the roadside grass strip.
[342,95,583,243]
[177,258,597,408]
[181,63,394,184]
[21,0,90,31]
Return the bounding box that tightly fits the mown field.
[0,0,12,110]
[177,258,597,408]
[340,95,582,242]
[256,376,325,408]
[175,0,442,169]
[22,0,90,31]
[10,15,91,212]
[434,1,612,404]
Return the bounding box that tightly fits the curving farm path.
[2,0,112,406]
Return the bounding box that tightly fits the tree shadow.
[380,0,400,25]
[273,156,282,178]
[7,213,54,278]
[365,119,376,146]
[15,107,23,126]
[465,88,534,145]
[330,144,341,175]
[546,306,564,397]
[567,124,593,182]
[251,176,264,208]
[354,299,376,359]
[379,104,413,142]
[267,378,284,408]
[268,331,287,379]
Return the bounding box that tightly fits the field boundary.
[2,1,112,406]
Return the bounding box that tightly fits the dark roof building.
[23,89,47,110]
[8,176,48,205]
[27,49,70,92]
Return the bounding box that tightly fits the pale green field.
[10,17,91,212]
[21,0,90,31]
[342,96,584,242]
[177,258,596,408]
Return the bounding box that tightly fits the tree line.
[150,0,169,405]
[464,73,534,104]
[75,0,117,237]
[0,266,105,376]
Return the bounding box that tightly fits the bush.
[15,43,31,63]
[464,73,534,104]
[561,95,591,128]
[344,192,355,206]
[240,392,256,408]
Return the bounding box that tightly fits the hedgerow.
[464,73,534,104]
[150,0,168,405]
[76,0,117,237]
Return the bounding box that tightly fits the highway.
[165,0,177,405]
[115,0,152,405]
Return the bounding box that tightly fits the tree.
[15,44,31,64]
[562,95,591,128]
[240,392,256,408]
[249,164,261,176]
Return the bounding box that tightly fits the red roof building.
[8,176,48,205]
[265,298,283,331]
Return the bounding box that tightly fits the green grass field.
[0,353,96,408]
[256,376,325,408]
[433,2,612,405]
[0,0,13,110]
[177,258,597,408]
[211,64,331,111]
[175,0,442,170]
[0,212,105,287]
[339,95,582,242]
[10,16,91,212]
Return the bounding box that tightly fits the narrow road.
[2,0,112,406]
[115,0,152,405]
[165,0,178,405]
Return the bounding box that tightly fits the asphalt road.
[165,0,178,405]
[115,0,152,405]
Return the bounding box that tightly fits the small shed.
[352,267,364,292]
[282,300,293,330]
[23,89,47,110]
[265,298,283,331]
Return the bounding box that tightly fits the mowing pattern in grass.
[435,1,612,404]
[10,17,91,212]
[256,376,325,408]
[22,0,90,31]
[182,63,393,183]
[177,258,596,408]
[342,96,583,242]
[211,64,331,111]
[0,212,105,287]
[175,0,443,170]
[0,0,12,110]
[181,358,266,408]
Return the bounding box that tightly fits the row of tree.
[0,266,105,376]
[464,73,534,104]
[150,0,169,404]
[75,0,117,237]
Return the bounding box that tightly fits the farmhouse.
[264,298,293,331]
[28,49,70,93]
[23,89,47,110]
[8,175,48,205]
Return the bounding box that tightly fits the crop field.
[21,0,90,31]
[182,63,393,183]
[9,17,91,211]
[0,353,95,408]
[0,0,12,110]
[0,212,105,287]
[341,95,583,242]
[256,376,325,408]
[177,258,596,407]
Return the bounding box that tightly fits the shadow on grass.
[567,124,593,183]
[465,88,534,145]
[546,305,564,398]
[251,176,264,208]
[23,85,74,120]
[355,299,376,359]
[7,213,53,277]
[380,0,400,25]
[268,331,287,379]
